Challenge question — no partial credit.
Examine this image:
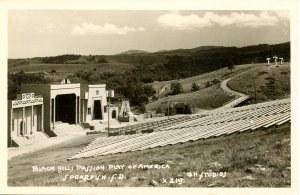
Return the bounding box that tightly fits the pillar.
[22,107,25,136]
[10,108,13,136]
[81,99,84,123]
[78,96,81,124]
[41,104,44,131]
[75,96,78,125]
[49,99,52,130]
[52,98,56,129]
[31,106,33,134]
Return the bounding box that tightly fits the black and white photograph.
[1,0,298,194]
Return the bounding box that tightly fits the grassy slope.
[8,124,291,187]
[150,63,264,94]
[147,63,290,112]
[227,63,290,103]
[146,84,234,112]
[8,62,135,73]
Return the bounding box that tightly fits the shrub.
[140,103,146,113]
[212,79,220,84]
[184,104,193,114]
[171,82,183,95]
[191,82,200,92]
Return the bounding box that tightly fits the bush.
[140,103,146,113]
[156,107,163,114]
[191,82,200,92]
[184,104,193,114]
[212,79,220,84]
[171,82,183,95]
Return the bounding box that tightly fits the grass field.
[227,63,290,103]
[146,63,290,112]
[150,63,264,95]
[146,84,235,112]
[8,62,135,74]
[8,124,291,187]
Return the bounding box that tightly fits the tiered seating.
[68,98,290,160]
[107,116,198,136]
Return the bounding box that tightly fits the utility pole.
[107,90,114,134]
[108,96,110,133]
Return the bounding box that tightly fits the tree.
[143,85,156,97]
[140,103,146,113]
[191,82,200,92]
[171,82,183,95]
[227,61,235,73]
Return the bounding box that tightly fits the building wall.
[50,84,81,99]
[11,106,40,136]
[83,84,108,122]
[21,84,50,134]
[8,98,43,147]
[20,83,113,136]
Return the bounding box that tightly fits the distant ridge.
[119,50,150,55]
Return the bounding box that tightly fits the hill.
[7,42,290,107]
[8,42,290,74]
[146,63,290,113]
[227,63,290,103]
[119,50,149,55]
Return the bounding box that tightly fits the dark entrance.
[20,121,25,136]
[175,103,185,114]
[93,100,102,120]
[112,110,116,119]
[55,94,76,124]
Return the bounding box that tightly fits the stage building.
[8,79,118,147]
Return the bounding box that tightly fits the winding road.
[219,78,250,109]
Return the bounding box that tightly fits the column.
[82,100,85,122]
[10,108,13,135]
[10,108,13,147]
[78,97,81,124]
[53,98,56,129]
[22,107,25,136]
[41,104,44,131]
[31,106,33,134]
[75,96,78,125]
[49,99,52,130]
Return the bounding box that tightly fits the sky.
[8,10,290,58]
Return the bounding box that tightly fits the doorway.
[55,94,76,124]
[93,100,102,120]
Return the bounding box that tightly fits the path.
[219,78,250,109]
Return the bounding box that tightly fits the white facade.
[8,93,44,146]
[13,81,119,141]
[81,84,108,122]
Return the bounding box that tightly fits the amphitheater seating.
[68,98,291,160]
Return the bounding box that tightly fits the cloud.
[138,27,146,31]
[156,13,212,30]
[157,11,289,30]
[39,23,57,33]
[71,23,145,35]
